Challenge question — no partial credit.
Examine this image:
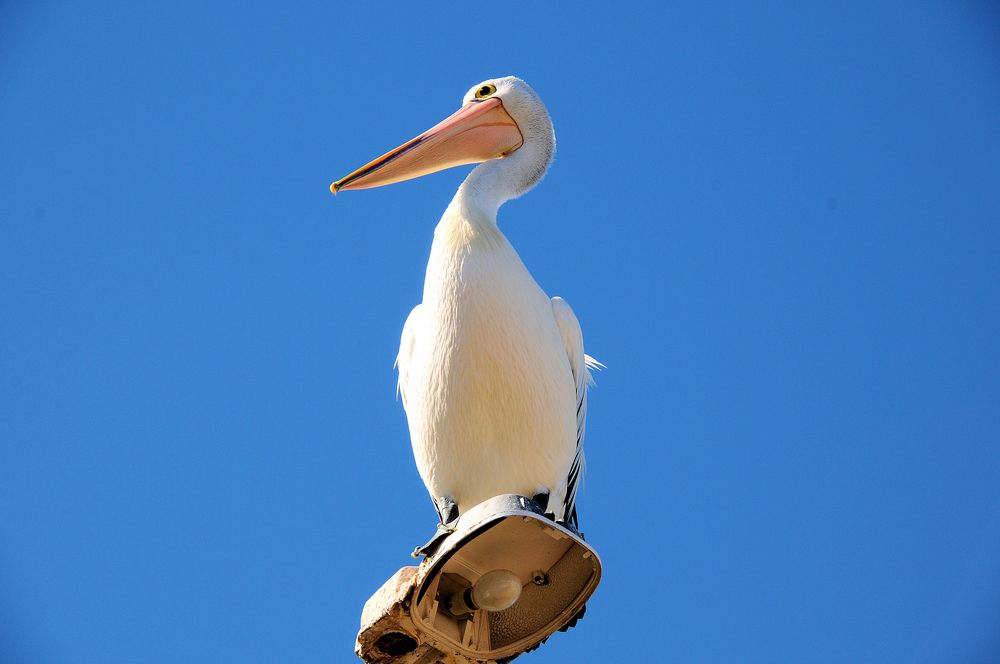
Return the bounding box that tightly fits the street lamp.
[356,494,601,663]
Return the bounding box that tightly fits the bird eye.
[474,84,497,99]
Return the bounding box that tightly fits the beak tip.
[330,182,340,195]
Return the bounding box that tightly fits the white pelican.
[332,76,598,544]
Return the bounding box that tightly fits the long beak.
[331,97,523,194]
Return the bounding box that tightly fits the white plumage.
[335,76,596,527]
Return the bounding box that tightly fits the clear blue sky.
[2,2,999,662]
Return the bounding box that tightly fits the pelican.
[331,76,598,544]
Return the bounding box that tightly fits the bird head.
[331,76,554,195]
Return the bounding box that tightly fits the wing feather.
[550,297,598,529]
[395,304,424,408]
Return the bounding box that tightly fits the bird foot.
[411,520,458,559]
[556,518,584,540]
[412,495,461,558]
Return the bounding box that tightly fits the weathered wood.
[356,565,492,663]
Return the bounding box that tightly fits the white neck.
[444,115,556,226]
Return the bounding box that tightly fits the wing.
[551,297,601,529]
[395,304,424,409]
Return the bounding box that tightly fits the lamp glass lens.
[471,569,522,612]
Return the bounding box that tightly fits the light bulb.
[471,569,522,612]
[447,569,524,616]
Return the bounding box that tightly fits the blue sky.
[2,1,999,662]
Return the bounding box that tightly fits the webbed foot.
[411,520,457,558]
[412,495,460,558]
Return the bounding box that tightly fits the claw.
[412,516,459,558]
[556,518,584,540]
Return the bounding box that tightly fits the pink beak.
[331,97,524,194]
